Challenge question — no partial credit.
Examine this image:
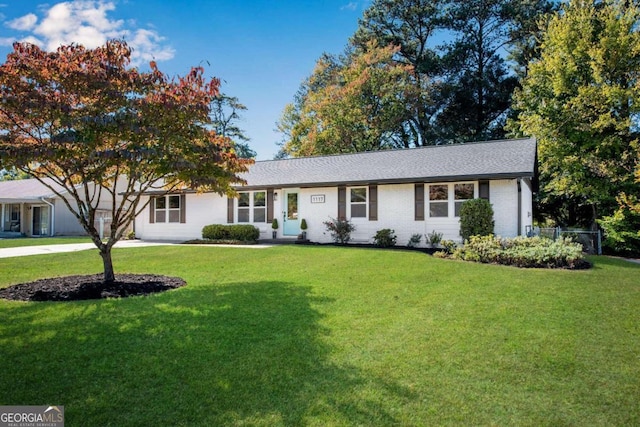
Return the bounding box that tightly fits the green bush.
[448,235,588,269]
[598,196,640,256]
[407,233,422,248]
[323,217,355,244]
[426,230,443,246]
[373,229,397,247]
[440,240,458,254]
[202,224,260,242]
[459,199,495,241]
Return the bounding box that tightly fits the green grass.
[0,236,92,248]
[0,245,638,426]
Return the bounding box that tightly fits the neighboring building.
[134,138,537,244]
[0,178,116,237]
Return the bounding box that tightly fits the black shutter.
[415,184,424,221]
[180,194,186,223]
[149,196,155,223]
[227,197,234,223]
[479,180,490,201]
[338,187,346,220]
[369,185,378,221]
[267,189,274,222]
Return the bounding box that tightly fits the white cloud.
[6,13,37,31]
[3,1,174,66]
[129,28,175,64]
[340,2,358,11]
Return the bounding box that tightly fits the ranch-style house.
[134,138,537,244]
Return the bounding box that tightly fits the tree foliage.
[0,40,251,283]
[509,0,640,225]
[210,93,256,159]
[278,42,418,156]
[276,0,554,157]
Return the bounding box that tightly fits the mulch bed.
[0,274,186,302]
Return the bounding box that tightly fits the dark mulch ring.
[0,274,186,302]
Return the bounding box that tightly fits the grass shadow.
[0,281,411,425]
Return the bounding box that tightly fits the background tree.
[210,93,256,159]
[0,40,251,283]
[352,0,445,146]
[278,0,554,156]
[509,0,640,228]
[277,42,417,157]
[0,167,30,181]
[435,0,525,142]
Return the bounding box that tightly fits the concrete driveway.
[0,239,272,259]
[0,240,176,259]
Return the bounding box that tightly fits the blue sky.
[0,0,369,159]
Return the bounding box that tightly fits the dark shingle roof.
[238,138,536,189]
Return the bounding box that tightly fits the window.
[454,183,474,216]
[237,191,267,223]
[238,192,250,222]
[168,195,181,223]
[429,185,448,217]
[9,204,20,221]
[253,192,266,223]
[154,195,183,223]
[155,197,166,223]
[350,187,367,218]
[4,204,21,232]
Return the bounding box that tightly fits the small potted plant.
[300,219,308,240]
[271,218,278,239]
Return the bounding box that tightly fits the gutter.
[40,197,55,237]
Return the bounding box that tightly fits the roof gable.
[239,138,536,189]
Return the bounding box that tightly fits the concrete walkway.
[0,239,274,259]
[0,240,178,259]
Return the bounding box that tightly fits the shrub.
[202,224,260,242]
[373,229,397,247]
[448,235,587,269]
[271,218,279,230]
[426,230,443,246]
[598,194,640,256]
[323,217,355,244]
[459,199,495,241]
[407,233,422,248]
[440,240,457,255]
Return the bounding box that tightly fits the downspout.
[40,197,55,236]
[517,179,522,236]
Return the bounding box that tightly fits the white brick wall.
[135,178,530,243]
[135,193,228,241]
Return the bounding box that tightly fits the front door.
[32,206,49,236]
[283,191,299,236]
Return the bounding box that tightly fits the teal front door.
[283,191,299,236]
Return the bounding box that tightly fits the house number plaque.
[311,195,325,204]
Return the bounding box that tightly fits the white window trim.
[154,195,182,223]
[428,182,477,219]
[454,182,475,217]
[237,191,267,223]
[349,187,367,219]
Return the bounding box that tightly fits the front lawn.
[0,246,638,426]
[0,236,93,249]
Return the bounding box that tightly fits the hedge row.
[202,224,260,242]
[438,235,589,269]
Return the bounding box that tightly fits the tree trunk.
[100,247,116,284]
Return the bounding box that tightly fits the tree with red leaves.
[0,40,252,283]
